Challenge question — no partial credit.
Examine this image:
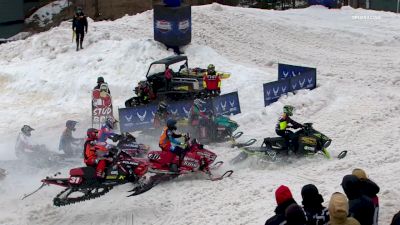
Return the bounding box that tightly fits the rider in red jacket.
[84,128,111,178]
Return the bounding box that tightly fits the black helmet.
[166,119,177,130]
[21,125,34,136]
[97,76,105,83]
[75,7,83,16]
[66,120,78,131]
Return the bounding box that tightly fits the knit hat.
[275,185,293,205]
[352,168,367,180]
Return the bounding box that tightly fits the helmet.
[75,7,83,16]
[86,128,98,140]
[207,64,215,71]
[194,99,206,108]
[66,120,78,131]
[100,83,108,92]
[159,101,168,110]
[166,119,177,130]
[283,105,294,116]
[21,125,34,137]
[97,76,105,84]
[105,117,117,129]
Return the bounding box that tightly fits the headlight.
[324,140,332,148]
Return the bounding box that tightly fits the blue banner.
[290,71,317,91]
[119,104,158,132]
[119,91,241,132]
[263,79,290,106]
[308,0,338,8]
[212,92,241,116]
[278,63,316,81]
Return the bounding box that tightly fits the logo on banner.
[283,71,290,78]
[178,20,190,33]
[281,86,287,93]
[171,109,178,116]
[156,20,172,33]
[229,101,235,107]
[292,82,297,90]
[221,101,227,111]
[266,89,271,96]
[183,107,190,117]
[125,115,133,122]
[273,87,279,96]
[137,111,147,122]
[292,71,300,77]
[299,79,306,88]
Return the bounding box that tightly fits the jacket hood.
[301,184,324,210]
[328,193,349,224]
[341,175,361,200]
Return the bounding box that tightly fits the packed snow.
[26,0,69,27]
[1,3,400,225]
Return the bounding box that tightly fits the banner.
[211,91,241,116]
[290,71,317,91]
[119,104,158,132]
[92,89,114,127]
[119,91,241,132]
[278,63,316,81]
[263,79,291,106]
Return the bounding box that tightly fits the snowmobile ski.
[231,138,257,148]
[206,170,234,181]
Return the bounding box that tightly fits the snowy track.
[1,4,400,225]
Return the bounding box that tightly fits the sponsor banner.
[211,92,241,116]
[119,104,158,132]
[278,63,316,81]
[263,79,290,106]
[119,91,241,132]
[308,0,338,8]
[92,89,114,126]
[290,71,317,91]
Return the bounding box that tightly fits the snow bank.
[26,0,69,27]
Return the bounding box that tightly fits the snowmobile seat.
[70,167,96,178]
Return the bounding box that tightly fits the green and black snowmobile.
[230,123,347,164]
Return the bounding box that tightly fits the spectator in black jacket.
[265,185,297,225]
[286,203,307,225]
[341,175,375,225]
[391,211,400,225]
[301,184,330,225]
[72,7,88,51]
[352,169,379,225]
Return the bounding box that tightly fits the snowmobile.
[230,123,347,164]
[114,132,150,158]
[129,135,233,196]
[0,168,6,180]
[125,55,222,107]
[25,146,150,206]
[17,145,73,169]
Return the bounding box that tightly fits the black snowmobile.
[125,55,215,107]
[231,123,347,164]
[114,132,149,158]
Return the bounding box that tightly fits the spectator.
[165,66,173,91]
[301,184,329,225]
[352,168,380,225]
[391,211,400,225]
[72,7,88,51]
[328,192,360,225]
[341,175,375,225]
[285,203,307,225]
[94,77,111,94]
[265,185,297,225]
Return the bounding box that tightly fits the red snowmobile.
[128,135,233,196]
[23,146,150,206]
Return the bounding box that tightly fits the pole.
[397,0,399,13]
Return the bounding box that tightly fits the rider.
[98,117,118,143]
[83,128,111,179]
[189,99,210,139]
[59,120,82,156]
[159,119,185,172]
[203,64,221,97]
[275,105,303,153]
[154,101,170,128]
[15,125,42,159]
